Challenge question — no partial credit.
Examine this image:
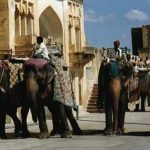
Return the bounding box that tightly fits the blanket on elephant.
[24,58,47,69]
[128,75,139,104]
[49,55,77,109]
[8,62,23,88]
[98,60,133,109]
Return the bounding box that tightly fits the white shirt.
[107,48,122,61]
[34,42,49,60]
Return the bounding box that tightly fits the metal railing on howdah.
[46,43,63,54]
[0,42,63,59]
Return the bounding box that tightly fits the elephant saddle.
[24,58,55,86]
[24,58,48,69]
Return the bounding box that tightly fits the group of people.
[129,54,150,112]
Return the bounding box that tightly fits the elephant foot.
[113,130,120,135]
[50,129,60,136]
[73,129,83,135]
[61,130,72,138]
[39,131,50,139]
[15,130,23,138]
[22,130,31,138]
[117,127,125,135]
[113,128,125,136]
[103,128,113,135]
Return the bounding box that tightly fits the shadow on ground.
[124,131,150,136]
[4,130,150,140]
[6,132,39,139]
[5,130,105,139]
[81,129,104,135]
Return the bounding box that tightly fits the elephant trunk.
[30,100,38,123]
[26,75,39,123]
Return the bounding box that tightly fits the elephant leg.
[147,95,150,106]
[118,89,127,135]
[8,111,22,137]
[50,113,62,136]
[0,92,7,139]
[109,79,121,134]
[37,105,49,139]
[64,106,82,135]
[104,96,113,135]
[140,92,147,112]
[21,106,30,138]
[104,88,113,135]
[56,102,72,138]
[0,110,7,139]
[48,104,62,136]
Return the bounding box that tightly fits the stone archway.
[39,6,63,44]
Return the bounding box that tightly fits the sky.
[84,0,150,50]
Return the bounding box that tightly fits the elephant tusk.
[0,86,5,93]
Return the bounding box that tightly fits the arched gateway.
[39,6,63,44]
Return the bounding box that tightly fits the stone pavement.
[1,106,150,150]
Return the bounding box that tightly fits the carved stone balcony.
[69,46,96,67]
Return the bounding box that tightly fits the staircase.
[86,83,102,113]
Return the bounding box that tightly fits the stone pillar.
[8,0,15,50]
[0,0,15,50]
[15,14,22,36]
[0,0,10,49]
[21,14,26,35]
[62,0,69,64]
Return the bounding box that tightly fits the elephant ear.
[43,63,55,83]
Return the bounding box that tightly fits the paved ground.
[1,107,150,150]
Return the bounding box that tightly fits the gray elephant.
[98,41,134,135]
[0,60,24,139]
[23,57,81,138]
[99,61,133,135]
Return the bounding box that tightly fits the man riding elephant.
[98,40,133,135]
[23,37,82,138]
[32,36,49,60]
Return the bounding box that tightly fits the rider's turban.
[113,40,120,47]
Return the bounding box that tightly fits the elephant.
[0,57,82,139]
[0,59,37,139]
[98,61,134,135]
[0,60,23,139]
[23,58,80,138]
[136,69,150,111]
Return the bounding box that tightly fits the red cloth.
[24,58,47,69]
[113,40,120,46]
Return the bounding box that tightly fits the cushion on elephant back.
[24,58,48,69]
